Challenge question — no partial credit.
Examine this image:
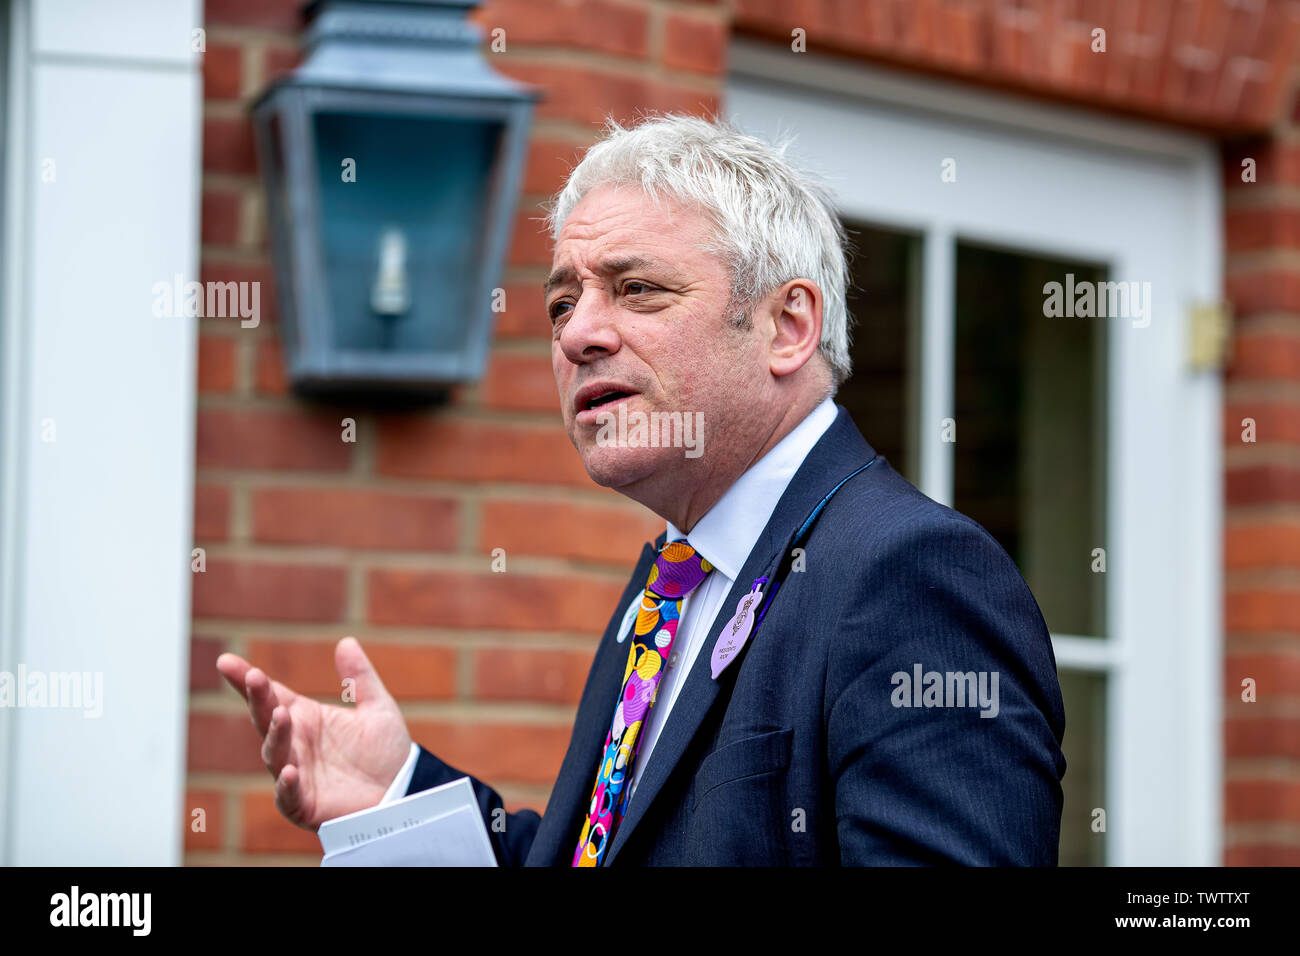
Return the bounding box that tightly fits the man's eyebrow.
[543,255,680,295]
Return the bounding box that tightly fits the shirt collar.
[665,396,839,582]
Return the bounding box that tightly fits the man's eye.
[548,300,573,322]
[623,281,654,296]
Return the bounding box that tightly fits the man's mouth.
[586,390,633,410]
[574,384,640,423]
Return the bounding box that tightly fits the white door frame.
[0,0,202,864]
[728,40,1223,866]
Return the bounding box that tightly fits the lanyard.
[709,455,878,679]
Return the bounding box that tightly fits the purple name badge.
[710,588,763,679]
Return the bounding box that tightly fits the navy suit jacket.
[407,406,1067,865]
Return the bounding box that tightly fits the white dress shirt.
[379,395,839,808]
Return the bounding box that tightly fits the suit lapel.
[604,406,874,864]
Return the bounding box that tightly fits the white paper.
[318,776,497,867]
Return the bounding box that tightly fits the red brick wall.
[186,0,724,864]
[1223,123,1300,865]
[734,0,1300,134]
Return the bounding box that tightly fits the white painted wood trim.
[0,0,32,867]
[0,0,202,865]
[919,226,954,506]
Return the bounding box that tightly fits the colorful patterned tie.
[572,539,712,866]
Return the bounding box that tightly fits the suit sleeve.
[825,511,1067,865]
[405,746,541,867]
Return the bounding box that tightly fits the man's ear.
[766,279,824,378]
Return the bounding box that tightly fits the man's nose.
[558,290,621,366]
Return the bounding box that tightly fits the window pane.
[839,222,920,486]
[312,111,501,354]
[1058,669,1107,866]
[953,242,1108,638]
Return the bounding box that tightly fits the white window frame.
[728,39,1223,866]
[0,0,20,868]
[0,0,202,864]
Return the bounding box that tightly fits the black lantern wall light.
[252,0,538,395]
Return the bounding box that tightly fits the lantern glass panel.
[311,110,502,355]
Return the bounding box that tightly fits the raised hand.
[216,637,412,830]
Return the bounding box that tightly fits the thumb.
[335,636,394,706]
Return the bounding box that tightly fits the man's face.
[546,184,763,490]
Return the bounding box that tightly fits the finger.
[274,763,308,828]
[265,677,300,709]
[216,653,252,701]
[244,667,279,738]
[335,636,393,707]
[262,705,293,778]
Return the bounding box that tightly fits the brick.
[190,634,227,691]
[732,0,786,20]
[245,639,456,701]
[1225,717,1300,759]
[240,791,321,853]
[375,417,592,486]
[479,497,659,564]
[937,3,980,71]
[207,0,304,31]
[989,8,1025,79]
[197,335,237,394]
[481,352,559,412]
[473,647,594,705]
[264,45,301,85]
[193,482,231,541]
[1225,652,1300,698]
[1223,139,1300,189]
[196,408,352,471]
[1224,402,1300,446]
[254,337,289,396]
[251,487,459,552]
[199,261,277,326]
[523,137,584,198]
[187,711,265,773]
[897,0,934,62]
[1224,779,1300,822]
[406,718,571,786]
[1225,206,1300,251]
[201,186,242,246]
[492,281,549,339]
[183,788,225,851]
[662,12,728,75]
[1225,590,1300,634]
[1226,269,1300,316]
[367,569,625,632]
[203,115,258,176]
[508,206,555,267]
[192,560,347,622]
[1225,465,1300,505]
[497,62,718,130]
[1225,522,1300,569]
[1224,844,1300,865]
[202,42,242,101]
[1125,5,1166,107]
[820,0,873,51]
[474,0,649,58]
[1230,331,1300,380]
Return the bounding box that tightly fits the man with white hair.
[219,113,1067,866]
